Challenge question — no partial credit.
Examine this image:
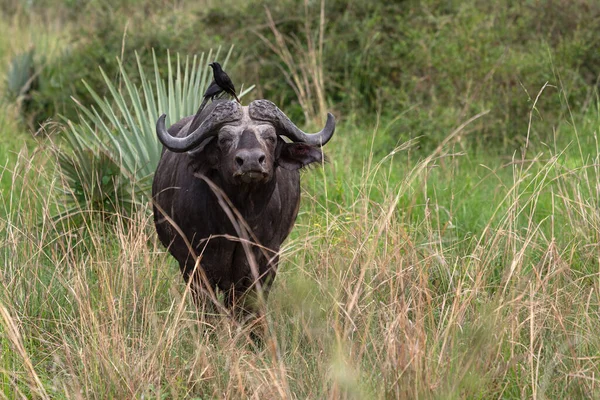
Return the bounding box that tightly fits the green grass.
[2,106,600,397]
[2,0,600,398]
[0,105,36,220]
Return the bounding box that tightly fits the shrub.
[4,48,40,129]
[7,0,600,151]
[19,2,229,128]
[202,0,600,150]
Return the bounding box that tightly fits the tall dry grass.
[255,0,328,125]
[1,110,600,398]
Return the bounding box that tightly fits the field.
[1,1,600,398]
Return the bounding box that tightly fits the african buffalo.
[152,99,335,316]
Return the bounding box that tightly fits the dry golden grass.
[2,113,600,398]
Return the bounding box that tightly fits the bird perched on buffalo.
[203,80,224,102]
[189,80,224,131]
[189,62,240,132]
[209,62,240,103]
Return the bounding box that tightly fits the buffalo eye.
[265,136,276,144]
[218,137,232,146]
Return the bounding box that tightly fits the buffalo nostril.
[235,156,244,166]
[258,155,266,164]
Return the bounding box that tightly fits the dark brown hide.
[152,99,335,316]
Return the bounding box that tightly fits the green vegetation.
[2,0,600,398]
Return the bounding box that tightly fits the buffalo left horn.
[156,101,242,153]
[248,100,336,146]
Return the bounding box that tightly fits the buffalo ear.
[278,143,323,170]
[187,138,219,172]
[187,136,215,156]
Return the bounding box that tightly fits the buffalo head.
[156,100,335,185]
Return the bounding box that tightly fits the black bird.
[198,80,224,111]
[203,80,224,101]
[189,80,224,132]
[209,62,240,103]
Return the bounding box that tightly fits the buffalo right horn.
[156,101,242,153]
[248,100,336,146]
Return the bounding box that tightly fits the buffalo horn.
[156,101,242,153]
[248,100,335,146]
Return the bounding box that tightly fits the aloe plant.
[5,47,37,102]
[57,47,254,220]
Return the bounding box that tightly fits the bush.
[4,48,40,128]
[7,0,600,152]
[19,2,230,128]
[200,0,600,150]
